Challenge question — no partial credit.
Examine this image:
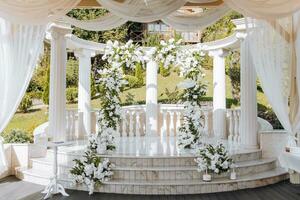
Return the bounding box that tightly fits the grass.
[4,70,270,136]
[3,108,48,135]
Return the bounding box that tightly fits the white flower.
[177,80,196,89]
[84,164,95,176]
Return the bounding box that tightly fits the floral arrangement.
[102,40,143,69]
[70,142,114,195]
[155,38,181,68]
[194,143,233,175]
[95,64,127,152]
[177,51,207,149]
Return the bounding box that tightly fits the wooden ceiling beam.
[77,0,224,8]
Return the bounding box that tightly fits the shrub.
[66,59,79,87]
[18,94,33,113]
[134,63,144,86]
[42,65,50,105]
[159,63,171,77]
[2,129,32,143]
[257,104,283,129]
[66,87,78,103]
[124,75,140,88]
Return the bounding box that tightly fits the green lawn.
[4,70,269,135]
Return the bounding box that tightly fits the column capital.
[74,48,96,58]
[235,31,247,41]
[208,49,229,58]
[48,23,72,40]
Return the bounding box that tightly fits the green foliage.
[91,73,97,98]
[226,51,240,102]
[159,63,171,77]
[134,63,144,86]
[42,65,50,105]
[2,129,32,143]
[142,33,162,46]
[66,87,78,103]
[258,104,283,129]
[66,59,79,87]
[124,92,135,105]
[201,11,242,42]
[67,9,131,43]
[18,94,33,113]
[124,75,140,88]
[160,87,180,103]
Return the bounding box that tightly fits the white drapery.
[97,0,187,23]
[162,4,230,31]
[245,16,300,146]
[63,13,127,31]
[0,0,80,24]
[0,18,46,174]
[224,0,300,19]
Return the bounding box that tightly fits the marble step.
[61,168,288,194]
[30,157,277,181]
[15,165,288,195]
[46,149,262,168]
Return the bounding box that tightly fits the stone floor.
[1,176,300,200]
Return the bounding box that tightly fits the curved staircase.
[15,147,288,195]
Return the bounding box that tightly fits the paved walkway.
[0,176,300,200]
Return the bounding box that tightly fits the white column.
[209,49,227,139]
[75,49,95,137]
[48,24,72,142]
[240,38,258,149]
[146,59,158,136]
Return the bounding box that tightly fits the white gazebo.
[1,0,300,196]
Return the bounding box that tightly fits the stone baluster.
[169,111,175,137]
[175,111,181,136]
[129,111,134,137]
[122,111,127,137]
[228,110,234,142]
[201,110,207,137]
[235,110,241,144]
[233,110,239,145]
[136,111,141,137]
[161,110,167,137]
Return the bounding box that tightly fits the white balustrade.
[169,111,175,137]
[63,105,246,143]
[161,110,168,137]
[227,108,241,146]
[129,111,134,136]
[66,109,79,141]
[175,111,181,136]
[135,111,141,137]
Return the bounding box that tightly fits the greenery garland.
[177,51,207,150]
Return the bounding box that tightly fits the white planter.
[202,173,212,182]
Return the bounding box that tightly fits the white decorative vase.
[203,173,212,182]
[230,169,237,180]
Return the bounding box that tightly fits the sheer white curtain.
[0,19,46,174]
[245,16,300,146]
[62,13,127,31]
[0,0,80,24]
[97,0,187,23]
[225,0,300,19]
[162,5,230,31]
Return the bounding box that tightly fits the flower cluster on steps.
[70,136,114,195]
[194,143,234,175]
[177,51,207,150]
